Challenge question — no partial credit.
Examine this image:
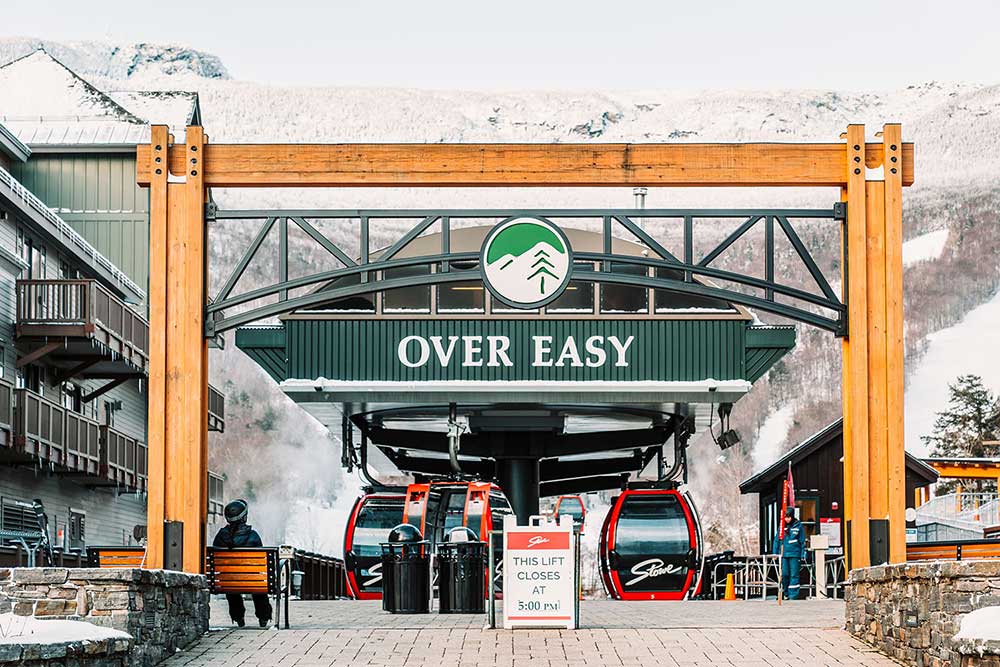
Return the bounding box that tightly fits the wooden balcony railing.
[65,410,101,476]
[9,388,144,490]
[0,380,13,446]
[13,388,66,465]
[16,279,149,372]
[208,384,225,433]
[100,424,147,492]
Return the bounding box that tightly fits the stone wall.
[846,560,1000,667]
[0,636,131,667]
[0,568,209,667]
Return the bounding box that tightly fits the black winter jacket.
[213,521,263,548]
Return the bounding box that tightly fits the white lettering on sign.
[487,336,513,367]
[396,334,636,370]
[608,335,634,367]
[462,336,484,367]
[532,336,554,367]
[527,535,551,548]
[398,335,430,368]
[585,336,606,367]
[624,558,682,587]
[430,336,459,366]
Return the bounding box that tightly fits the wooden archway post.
[145,125,210,572]
[842,123,907,567]
[138,124,911,572]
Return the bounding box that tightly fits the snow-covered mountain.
[3,37,998,553]
[0,37,229,81]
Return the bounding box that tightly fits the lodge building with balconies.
[0,50,226,554]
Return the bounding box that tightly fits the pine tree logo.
[481,217,573,309]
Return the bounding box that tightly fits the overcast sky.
[7,0,999,90]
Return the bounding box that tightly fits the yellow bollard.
[724,573,736,601]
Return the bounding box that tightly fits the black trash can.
[380,524,430,614]
[437,527,486,614]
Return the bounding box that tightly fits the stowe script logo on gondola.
[624,558,682,587]
[481,217,572,309]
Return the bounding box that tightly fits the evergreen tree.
[921,374,1000,492]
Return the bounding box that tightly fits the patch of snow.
[0,51,141,121]
[954,606,1000,641]
[753,404,797,471]
[0,613,131,644]
[903,229,949,267]
[905,289,1000,455]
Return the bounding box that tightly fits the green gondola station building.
[236,216,803,521]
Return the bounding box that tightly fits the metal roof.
[0,123,30,162]
[0,50,198,149]
[739,417,939,493]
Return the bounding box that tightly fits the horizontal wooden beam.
[137,141,914,188]
[928,463,1000,479]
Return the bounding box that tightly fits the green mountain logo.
[482,218,572,308]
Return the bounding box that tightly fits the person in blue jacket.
[214,499,273,627]
[773,507,806,600]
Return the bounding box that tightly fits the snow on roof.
[0,612,131,644]
[108,90,199,135]
[0,50,197,147]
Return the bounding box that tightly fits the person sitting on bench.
[214,499,273,627]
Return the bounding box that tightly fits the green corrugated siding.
[11,154,149,292]
[281,319,748,382]
[235,327,287,382]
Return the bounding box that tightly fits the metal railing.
[208,384,225,432]
[916,492,999,532]
[0,164,143,297]
[292,550,347,599]
[16,279,149,369]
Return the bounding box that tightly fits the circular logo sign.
[481,216,572,309]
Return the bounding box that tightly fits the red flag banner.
[786,462,796,510]
[779,478,789,540]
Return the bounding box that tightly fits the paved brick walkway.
[162,599,896,666]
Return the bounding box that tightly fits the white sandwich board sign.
[502,514,577,629]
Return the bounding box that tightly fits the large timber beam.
[842,123,907,569]
[137,142,914,188]
[145,126,210,573]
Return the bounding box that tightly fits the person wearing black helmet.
[772,506,806,600]
[214,499,272,627]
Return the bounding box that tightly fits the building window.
[17,230,47,280]
[437,261,484,313]
[18,365,41,393]
[546,262,596,313]
[68,509,85,550]
[62,383,83,413]
[382,265,431,313]
[600,262,648,313]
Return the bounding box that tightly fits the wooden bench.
[907,539,1000,562]
[86,546,146,568]
[206,546,290,629]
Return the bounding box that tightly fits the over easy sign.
[502,515,577,630]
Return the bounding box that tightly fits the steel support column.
[496,458,541,525]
